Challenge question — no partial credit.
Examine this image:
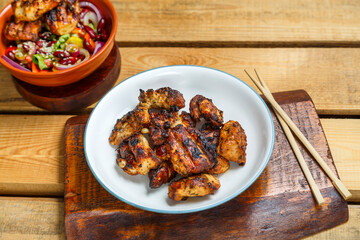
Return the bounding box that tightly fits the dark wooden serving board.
[64,90,348,240]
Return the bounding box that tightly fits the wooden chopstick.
[250,70,324,205]
[244,69,352,201]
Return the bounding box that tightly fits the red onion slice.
[80,8,90,20]
[79,1,102,23]
[93,41,105,55]
[83,11,98,30]
[65,44,80,57]
[1,55,31,72]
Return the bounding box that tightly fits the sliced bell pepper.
[71,28,86,38]
[84,33,95,53]
[66,36,84,48]
[31,62,40,72]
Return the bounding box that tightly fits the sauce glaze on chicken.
[110,87,247,201]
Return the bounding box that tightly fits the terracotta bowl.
[0,0,117,87]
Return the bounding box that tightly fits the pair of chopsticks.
[244,69,352,205]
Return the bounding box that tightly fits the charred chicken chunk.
[189,95,223,127]
[45,0,81,35]
[168,130,196,176]
[206,155,230,175]
[217,120,247,165]
[12,0,61,23]
[154,144,170,161]
[116,134,162,176]
[168,174,220,201]
[148,161,176,189]
[116,140,139,175]
[148,110,178,146]
[127,133,161,175]
[168,125,216,176]
[138,87,185,112]
[199,126,230,174]
[4,17,42,41]
[170,111,196,128]
[110,87,186,146]
[109,107,149,146]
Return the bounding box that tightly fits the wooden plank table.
[0,0,359,239]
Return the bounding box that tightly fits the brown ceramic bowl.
[0,0,117,87]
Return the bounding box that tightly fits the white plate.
[85,65,274,214]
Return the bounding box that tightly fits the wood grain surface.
[1,117,359,199]
[1,47,360,114]
[102,0,360,45]
[321,119,360,202]
[0,0,359,238]
[63,90,348,239]
[0,197,65,240]
[0,197,359,240]
[0,115,70,195]
[0,0,359,46]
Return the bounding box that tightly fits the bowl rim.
[84,64,275,214]
[0,0,118,76]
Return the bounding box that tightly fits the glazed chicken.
[138,87,185,112]
[111,87,248,202]
[148,161,176,189]
[116,133,161,175]
[189,95,224,127]
[3,17,42,41]
[168,124,216,176]
[109,107,149,146]
[116,140,139,175]
[199,125,230,174]
[148,110,179,146]
[147,110,195,146]
[217,120,247,165]
[12,0,61,23]
[45,0,81,35]
[168,174,220,201]
[171,111,195,128]
[110,87,186,146]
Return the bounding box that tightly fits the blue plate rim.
[84,65,275,214]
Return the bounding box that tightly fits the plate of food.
[85,65,274,214]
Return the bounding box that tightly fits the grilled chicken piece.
[127,133,161,175]
[206,155,230,174]
[148,110,178,146]
[170,111,196,128]
[116,140,139,175]
[148,161,176,189]
[168,174,220,201]
[4,17,42,41]
[148,110,195,146]
[189,95,223,127]
[154,144,170,161]
[12,0,61,23]
[168,125,216,176]
[110,87,186,146]
[45,0,81,35]
[168,130,195,176]
[117,133,161,175]
[109,107,149,146]
[200,125,230,174]
[217,120,247,165]
[138,87,185,112]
